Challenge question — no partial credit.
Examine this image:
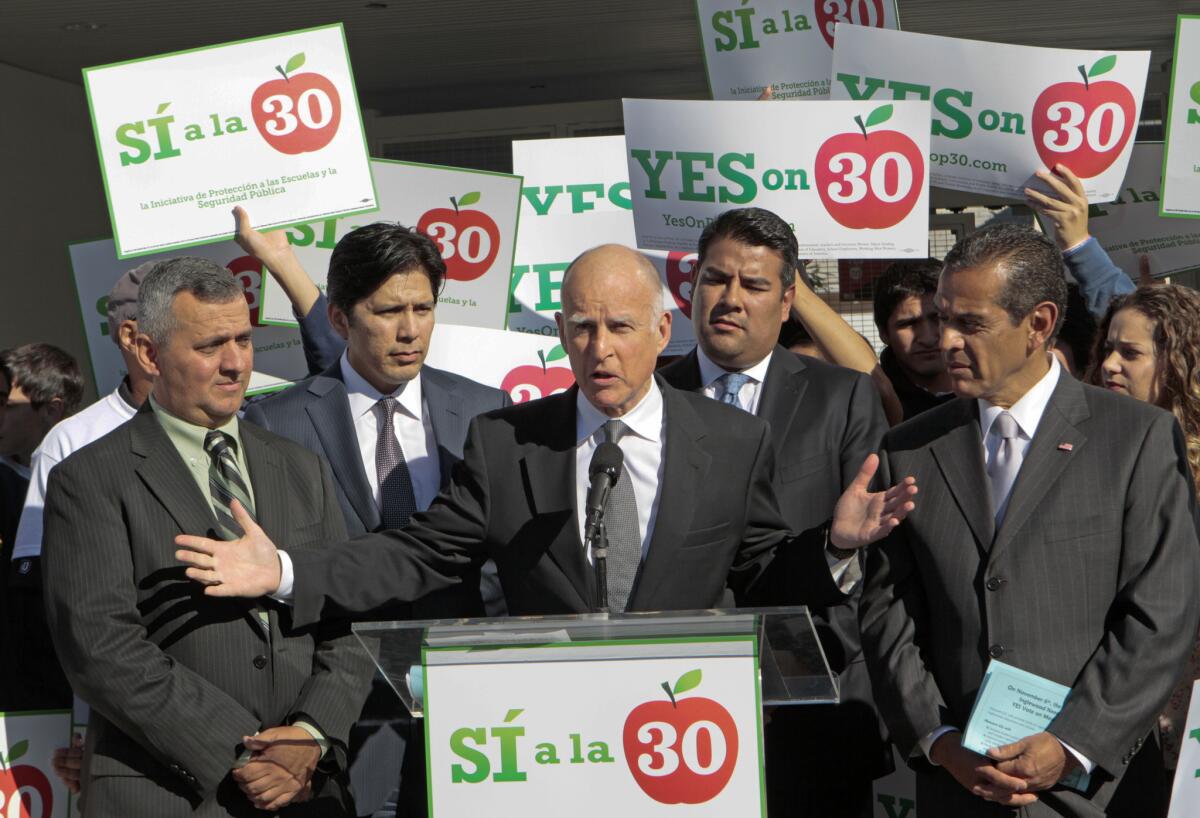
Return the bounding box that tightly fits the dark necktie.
[374,397,418,530]
[602,419,642,612]
[204,431,256,539]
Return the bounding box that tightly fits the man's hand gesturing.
[176,500,283,597]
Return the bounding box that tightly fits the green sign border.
[1159,14,1200,219]
[256,157,524,333]
[693,0,903,100]
[82,22,381,259]
[420,634,765,817]
[0,708,75,813]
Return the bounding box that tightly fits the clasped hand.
[933,730,1078,807]
[232,726,321,812]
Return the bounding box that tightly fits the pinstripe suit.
[42,404,374,817]
[861,373,1200,817]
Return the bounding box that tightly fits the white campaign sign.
[696,0,899,100]
[831,24,1149,203]
[424,640,763,816]
[84,24,377,258]
[1161,16,1200,217]
[1043,143,1200,278]
[0,710,71,818]
[69,239,310,396]
[622,98,930,258]
[260,159,521,331]
[510,136,698,355]
[1167,680,1200,818]
[424,324,575,405]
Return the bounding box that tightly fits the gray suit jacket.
[861,373,1200,818]
[243,363,510,618]
[42,405,374,817]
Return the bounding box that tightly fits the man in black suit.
[242,221,508,817]
[861,225,1200,817]
[659,207,890,818]
[176,243,917,655]
[43,258,373,817]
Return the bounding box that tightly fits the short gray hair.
[138,257,243,344]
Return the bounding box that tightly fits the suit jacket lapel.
[756,347,807,436]
[629,381,710,610]
[422,367,467,485]
[131,407,219,537]
[668,348,705,392]
[304,371,380,531]
[990,374,1089,562]
[522,388,593,610]
[930,400,995,551]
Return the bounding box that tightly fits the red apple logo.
[500,347,575,403]
[816,104,924,230]
[1032,56,1137,179]
[251,52,342,155]
[815,0,887,49]
[226,254,268,327]
[622,669,738,805]
[0,739,53,818]
[665,252,698,318]
[417,193,502,282]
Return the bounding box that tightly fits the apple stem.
[537,349,547,374]
[275,65,290,82]
[450,196,459,214]
[854,115,868,141]
[661,681,677,708]
[1077,64,1089,90]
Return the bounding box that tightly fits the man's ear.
[329,303,351,341]
[117,320,140,355]
[39,396,66,426]
[134,333,161,378]
[1029,301,1060,352]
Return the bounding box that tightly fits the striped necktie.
[204,430,256,539]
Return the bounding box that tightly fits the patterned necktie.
[374,397,418,530]
[715,372,752,412]
[602,419,642,612]
[204,431,256,539]
[987,411,1022,526]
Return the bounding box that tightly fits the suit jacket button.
[989,644,1005,659]
[253,654,268,669]
[985,577,1003,591]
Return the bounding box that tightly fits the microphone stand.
[586,513,609,614]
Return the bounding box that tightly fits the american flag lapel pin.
[1057,442,1074,452]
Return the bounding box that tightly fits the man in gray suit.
[243,221,508,817]
[861,224,1200,817]
[43,258,373,817]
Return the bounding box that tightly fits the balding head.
[555,244,671,417]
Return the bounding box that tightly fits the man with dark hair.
[43,257,373,817]
[241,220,509,817]
[873,259,954,421]
[1052,284,1097,378]
[861,224,1199,818]
[659,207,891,818]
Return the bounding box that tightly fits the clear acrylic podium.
[352,606,837,718]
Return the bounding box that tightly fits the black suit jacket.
[862,373,1200,818]
[244,364,510,618]
[661,347,893,785]
[288,378,846,626]
[42,406,374,818]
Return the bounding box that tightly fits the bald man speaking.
[178,245,916,624]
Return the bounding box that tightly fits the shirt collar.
[149,394,241,450]
[978,356,1062,442]
[340,351,423,422]
[696,345,773,390]
[575,378,664,444]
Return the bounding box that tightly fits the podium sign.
[425,638,762,815]
[355,607,836,817]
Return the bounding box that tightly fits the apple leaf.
[504,708,523,723]
[673,669,702,696]
[457,191,482,207]
[1087,55,1116,78]
[286,53,306,75]
[546,345,567,362]
[7,740,27,764]
[864,104,893,129]
[1190,80,1200,107]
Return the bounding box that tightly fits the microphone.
[585,442,623,613]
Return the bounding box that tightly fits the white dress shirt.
[340,352,441,513]
[696,346,772,414]
[574,381,666,562]
[920,357,1094,776]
